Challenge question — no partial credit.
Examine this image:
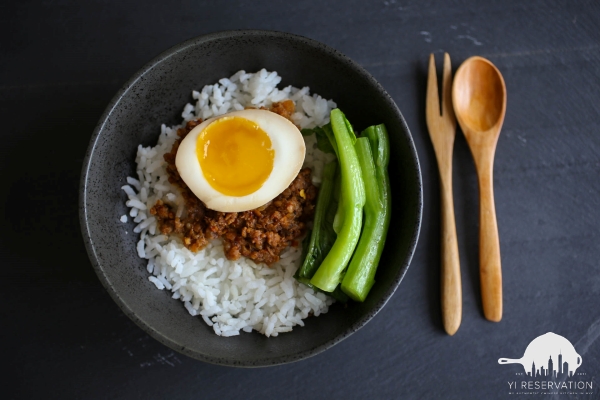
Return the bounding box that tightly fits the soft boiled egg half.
[175,109,306,212]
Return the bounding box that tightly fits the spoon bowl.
[452,56,506,322]
[453,57,506,134]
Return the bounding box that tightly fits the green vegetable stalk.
[295,160,338,280]
[294,160,348,302]
[310,109,365,292]
[341,125,391,301]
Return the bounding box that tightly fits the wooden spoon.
[452,56,506,322]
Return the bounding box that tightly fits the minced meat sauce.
[149,100,317,266]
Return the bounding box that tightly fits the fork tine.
[426,53,440,123]
[442,52,456,125]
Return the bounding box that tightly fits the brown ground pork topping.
[150,100,317,266]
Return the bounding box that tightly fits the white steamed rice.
[122,69,337,337]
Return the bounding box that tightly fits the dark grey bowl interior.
[80,30,422,367]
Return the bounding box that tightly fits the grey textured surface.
[1,0,599,398]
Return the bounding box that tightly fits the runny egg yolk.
[196,116,275,197]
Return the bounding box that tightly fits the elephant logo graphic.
[498,332,582,378]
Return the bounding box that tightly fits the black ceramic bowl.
[80,30,422,367]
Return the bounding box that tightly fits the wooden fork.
[426,53,462,336]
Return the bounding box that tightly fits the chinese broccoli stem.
[295,160,338,280]
[310,109,365,292]
[341,125,391,301]
[294,160,347,302]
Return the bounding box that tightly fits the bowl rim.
[79,29,423,367]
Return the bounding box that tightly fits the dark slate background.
[2,0,599,399]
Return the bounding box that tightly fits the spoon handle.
[439,166,462,335]
[477,158,503,322]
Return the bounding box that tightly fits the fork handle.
[439,167,462,335]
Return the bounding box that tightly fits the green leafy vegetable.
[301,125,336,155]
[341,125,391,301]
[297,114,391,303]
[295,160,339,280]
[310,109,365,292]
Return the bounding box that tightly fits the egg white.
[175,109,306,212]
